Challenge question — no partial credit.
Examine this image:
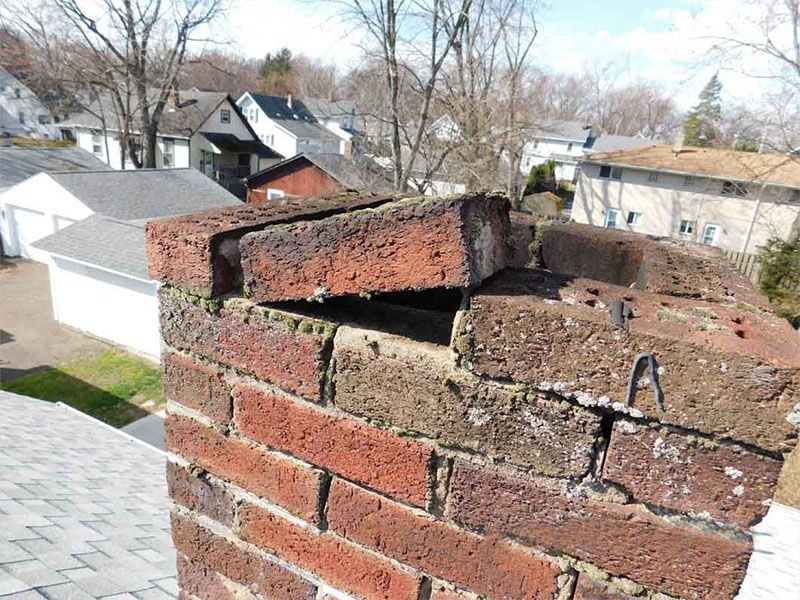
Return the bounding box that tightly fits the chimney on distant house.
[167,87,179,113]
[286,93,293,109]
[672,130,685,157]
[582,114,591,130]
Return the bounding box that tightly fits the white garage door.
[4,206,75,262]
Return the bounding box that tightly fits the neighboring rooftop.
[0,146,111,191]
[247,152,393,192]
[586,133,651,153]
[585,144,800,188]
[34,215,150,280]
[0,390,176,598]
[47,168,241,221]
[532,120,593,143]
[247,92,317,122]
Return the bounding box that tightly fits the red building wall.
[247,159,344,203]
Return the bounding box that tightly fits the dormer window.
[721,180,748,197]
[567,142,573,152]
[220,109,231,124]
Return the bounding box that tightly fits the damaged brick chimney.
[146,193,799,600]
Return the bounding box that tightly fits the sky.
[222,0,777,109]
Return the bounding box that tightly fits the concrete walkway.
[0,258,109,382]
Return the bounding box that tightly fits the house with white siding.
[0,67,61,140]
[572,144,800,254]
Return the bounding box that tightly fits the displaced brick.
[159,289,334,401]
[146,194,396,296]
[458,269,799,452]
[172,512,317,599]
[775,443,800,509]
[165,414,326,524]
[238,501,424,600]
[333,326,602,477]
[239,193,510,302]
[327,479,562,599]
[572,574,639,600]
[232,381,433,506]
[446,460,752,600]
[163,351,231,422]
[540,222,770,310]
[603,421,782,527]
[167,462,236,527]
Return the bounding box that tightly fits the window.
[38,114,50,125]
[17,111,25,124]
[14,88,20,98]
[647,172,659,182]
[791,189,800,203]
[701,223,720,245]
[533,140,540,149]
[267,188,285,200]
[91,130,103,156]
[567,142,573,152]
[599,165,623,180]
[683,176,694,187]
[626,211,642,226]
[721,180,748,197]
[220,109,231,124]
[604,208,621,228]
[679,220,694,235]
[163,138,174,167]
[248,108,258,123]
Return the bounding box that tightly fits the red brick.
[177,553,248,600]
[172,513,317,599]
[146,194,396,296]
[159,288,333,401]
[233,382,433,506]
[333,326,602,478]
[239,193,510,302]
[458,268,800,452]
[327,479,561,599]
[603,421,782,527]
[238,501,424,600]
[446,460,752,600]
[167,462,235,527]
[572,574,638,600]
[163,352,231,422]
[165,414,326,523]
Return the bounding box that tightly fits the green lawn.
[1,350,165,427]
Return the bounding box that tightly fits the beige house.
[572,145,800,254]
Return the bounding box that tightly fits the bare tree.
[182,49,261,96]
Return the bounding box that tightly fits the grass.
[1,350,164,427]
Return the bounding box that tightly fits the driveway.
[0,257,110,382]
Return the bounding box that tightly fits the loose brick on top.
[327,478,562,599]
[238,501,424,600]
[165,414,326,524]
[172,512,317,599]
[333,326,602,478]
[458,269,799,452]
[603,420,783,528]
[446,460,752,600]
[239,193,511,303]
[146,193,396,296]
[232,381,433,506]
[163,351,231,422]
[159,288,333,402]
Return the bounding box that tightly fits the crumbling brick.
[775,443,800,509]
[232,381,434,506]
[239,193,510,302]
[458,269,799,452]
[572,574,639,600]
[146,194,396,296]
[238,501,425,600]
[326,478,562,599]
[163,351,231,422]
[333,326,602,478]
[177,553,248,600]
[446,460,752,600]
[165,414,326,524]
[167,462,236,527]
[603,420,783,527]
[159,288,334,402]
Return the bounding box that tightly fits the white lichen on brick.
[467,407,492,426]
[719,361,729,373]
[652,437,682,461]
[787,402,800,427]
[733,485,745,497]
[617,420,638,434]
[523,410,553,436]
[724,466,744,480]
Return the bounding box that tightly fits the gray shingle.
[0,147,111,192]
[47,168,240,222]
[533,120,593,143]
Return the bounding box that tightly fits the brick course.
[163,351,231,423]
[167,462,236,527]
[239,193,511,302]
[326,478,562,599]
[232,381,433,506]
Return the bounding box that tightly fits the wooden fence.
[724,250,764,285]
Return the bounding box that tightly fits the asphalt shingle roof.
[33,216,150,280]
[533,120,593,143]
[586,134,651,153]
[248,93,317,121]
[0,146,111,191]
[47,168,241,221]
[0,390,176,598]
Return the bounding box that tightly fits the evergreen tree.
[259,48,294,94]
[683,74,722,147]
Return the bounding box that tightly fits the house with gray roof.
[0,67,62,140]
[0,389,177,598]
[1,168,239,357]
[60,88,282,194]
[0,145,111,193]
[236,92,342,158]
[520,119,651,183]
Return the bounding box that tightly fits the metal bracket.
[625,352,664,411]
